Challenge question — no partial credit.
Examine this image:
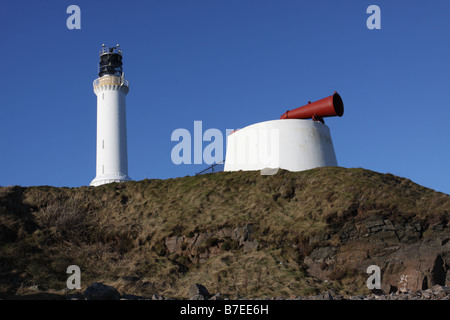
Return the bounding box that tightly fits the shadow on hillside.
[1,293,67,300]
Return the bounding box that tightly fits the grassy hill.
[0,167,449,299]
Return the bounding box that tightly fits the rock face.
[163,213,448,295]
[164,213,448,294]
[165,224,259,264]
[83,283,121,300]
[189,283,211,300]
[303,211,449,292]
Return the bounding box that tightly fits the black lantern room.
[98,44,123,77]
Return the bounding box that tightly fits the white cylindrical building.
[90,45,131,186]
[224,119,338,172]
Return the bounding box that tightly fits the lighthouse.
[90,44,132,186]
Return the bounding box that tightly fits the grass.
[0,167,449,298]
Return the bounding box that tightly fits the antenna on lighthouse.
[90,45,132,187]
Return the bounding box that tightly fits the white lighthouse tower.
[90,44,132,186]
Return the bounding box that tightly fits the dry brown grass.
[0,167,448,298]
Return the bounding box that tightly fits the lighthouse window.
[102,93,104,100]
[102,165,104,174]
[102,140,104,149]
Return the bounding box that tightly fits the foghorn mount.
[280,92,344,124]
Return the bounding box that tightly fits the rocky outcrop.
[83,282,121,300]
[162,200,449,295]
[165,224,259,264]
[188,283,211,300]
[71,282,450,300]
[163,212,448,295]
[303,211,449,293]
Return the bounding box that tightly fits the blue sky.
[1,0,449,195]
